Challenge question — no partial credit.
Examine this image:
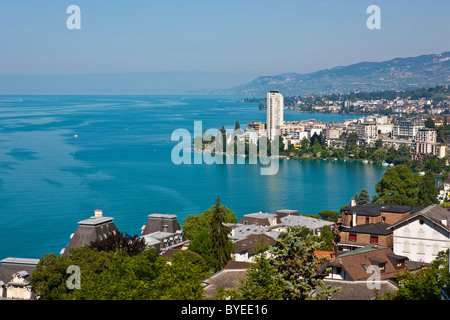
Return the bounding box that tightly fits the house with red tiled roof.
[319,244,408,281]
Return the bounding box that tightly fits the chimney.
[94,209,103,218]
[350,198,356,207]
[352,213,357,227]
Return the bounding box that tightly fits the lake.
[0,95,387,259]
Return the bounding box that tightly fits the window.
[379,263,385,271]
[365,217,370,224]
[370,235,379,243]
[349,234,357,241]
[361,263,368,271]
[396,260,403,267]
[382,216,386,223]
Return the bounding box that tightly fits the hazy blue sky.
[1,0,450,77]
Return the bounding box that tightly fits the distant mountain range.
[2,52,450,96]
[216,51,450,97]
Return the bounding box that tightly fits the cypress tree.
[209,197,233,272]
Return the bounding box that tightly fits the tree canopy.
[30,246,208,300]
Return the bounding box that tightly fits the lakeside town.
[1,89,450,301]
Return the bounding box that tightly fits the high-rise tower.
[266,90,284,141]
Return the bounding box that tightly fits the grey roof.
[142,213,181,235]
[203,269,248,299]
[242,212,275,220]
[388,204,450,231]
[147,213,178,219]
[280,215,334,230]
[0,257,39,284]
[77,216,114,226]
[344,222,392,235]
[0,258,40,265]
[321,279,398,300]
[343,203,423,217]
[63,216,119,254]
[140,234,160,246]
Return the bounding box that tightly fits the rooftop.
[147,213,178,219]
[343,203,423,217]
[342,222,392,236]
[0,258,40,265]
[388,204,450,231]
[280,215,334,229]
[77,216,114,226]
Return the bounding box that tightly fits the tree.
[345,132,359,152]
[356,188,370,205]
[317,210,340,222]
[375,164,421,205]
[371,148,387,163]
[424,117,435,129]
[300,137,310,151]
[88,231,146,256]
[234,121,240,131]
[269,226,338,300]
[377,250,449,300]
[417,171,438,206]
[182,204,237,241]
[318,226,334,251]
[209,197,233,272]
[230,240,284,300]
[188,228,212,267]
[30,245,208,300]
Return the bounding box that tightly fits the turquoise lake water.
[0,95,387,259]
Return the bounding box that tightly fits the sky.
[0,0,450,79]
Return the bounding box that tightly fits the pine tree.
[357,188,370,205]
[209,197,233,272]
[269,226,338,300]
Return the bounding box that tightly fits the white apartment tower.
[267,90,284,141]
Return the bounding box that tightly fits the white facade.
[390,205,450,263]
[267,91,284,141]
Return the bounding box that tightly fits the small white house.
[388,204,450,263]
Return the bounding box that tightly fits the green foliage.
[269,226,338,300]
[209,197,233,272]
[188,228,212,267]
[345,132,359,152]
[317,226,334,251]
[424,117,435,129]
[231,245,284,300]
[88,231,146,256]
[30,245,209,300]
[371,148,387,163]
[375,164,421,205]
[355,188,371,205]
[377,250,449,300]
[182,203,237,241]
[417,171,439,206]
[317,210,340,222]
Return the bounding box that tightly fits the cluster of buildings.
[304,94,449,115]
[0,207,333,300]
[1,201,449,300]
[205,202,450,300]
[241,91,450,161]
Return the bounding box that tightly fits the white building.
[267,90,284,141]
[388,204,450,264]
